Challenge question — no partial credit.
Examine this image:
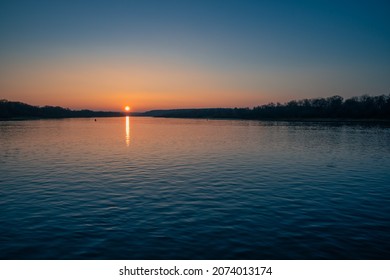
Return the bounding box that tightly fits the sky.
[1,0,389,111]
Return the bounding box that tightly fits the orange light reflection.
[125,116,130,147]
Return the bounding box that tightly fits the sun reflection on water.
[125,116,130,146]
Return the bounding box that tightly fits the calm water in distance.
[1,117,390,259]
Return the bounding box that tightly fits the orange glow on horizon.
[0,53,277,111]
[1,88,271,112]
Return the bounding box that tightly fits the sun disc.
[125,106,130,111]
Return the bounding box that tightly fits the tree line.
[1,94,390,120]
[142,94,390,120]
[0,100,123,119]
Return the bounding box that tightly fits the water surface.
[1,117,389,259]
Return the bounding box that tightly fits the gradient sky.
[1,0,389,111]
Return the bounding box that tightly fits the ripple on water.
[0,118,390,259]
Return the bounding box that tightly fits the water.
[1,117,389,259]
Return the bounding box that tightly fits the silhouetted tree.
[2,94,390,120]
[141,94,390,120]
[0,100,123,119]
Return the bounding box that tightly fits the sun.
[124,106,130,112]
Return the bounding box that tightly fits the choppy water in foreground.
[1,117,389,259]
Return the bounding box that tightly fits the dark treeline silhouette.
[2,94,390,120]
[0,100,123,119]
[141,94,390,120]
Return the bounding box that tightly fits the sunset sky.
[1,0,389,111]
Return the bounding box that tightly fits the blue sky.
[1,0,389,110]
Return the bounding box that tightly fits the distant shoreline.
[0,114,390,124]
[3,115,390,124]
[2,94,390,121]
[0,99,123,120]
[0,115,124,121]
[137,94,390,120]
[135,115,390,125]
